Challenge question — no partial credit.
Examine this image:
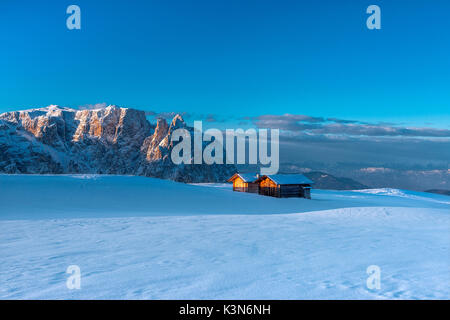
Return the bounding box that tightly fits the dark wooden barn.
[256,174,313,199]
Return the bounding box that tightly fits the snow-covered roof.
[238,173,259,183]
[228,173,259,183]
[265,174,313,185]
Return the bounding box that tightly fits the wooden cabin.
[228,173,314,199]
[256,174,313,199]
[227,173,259,193]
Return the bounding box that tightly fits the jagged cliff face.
[0,105,235,182]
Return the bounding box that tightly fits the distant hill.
[303,171,368,190]
[425,189,450,196]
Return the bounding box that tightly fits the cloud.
[205,114,218,123]
[252,114,324,131]
[145,111,228,123]
[252,114,325,124]
[146,111,191,119]
[326,117,360,124]
[252,114,450,137]
[313,123,450,137]
[236,113,450,189]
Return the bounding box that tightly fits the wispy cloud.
[326,117,361,124]
[251,114,450,137]
[204,114,218,123]
[145,111,191,119]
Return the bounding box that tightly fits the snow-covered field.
[0,175,449,299]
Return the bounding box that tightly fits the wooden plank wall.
[279,185,302,198]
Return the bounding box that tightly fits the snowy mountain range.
[0,105,235,182]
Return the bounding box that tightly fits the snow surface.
[0,175,449,299]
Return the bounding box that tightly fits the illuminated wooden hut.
[227,173,259,193]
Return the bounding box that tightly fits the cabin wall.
[279,185,312,198]
[279,185,302,198]
[259,178,277,188]
[233,177,246,188]
[233,177,249,192]
[247,183,259,193]
[259,177,280,197]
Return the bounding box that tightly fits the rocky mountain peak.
[170,114,185,129]
[0,105,235,182]
[143,117,170,161]
[155,118,169,135]
[166,114,185,136]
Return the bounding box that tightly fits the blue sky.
[1,0,449,128]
